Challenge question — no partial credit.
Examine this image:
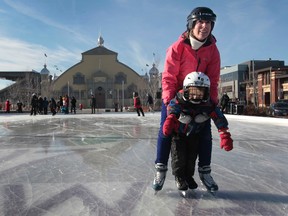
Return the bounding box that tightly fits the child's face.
[187,86,205,100]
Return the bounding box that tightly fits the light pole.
[122,80,124,111]
[252,60,257,107]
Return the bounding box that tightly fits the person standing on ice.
[70,96,77,114]
[50,98,57,116]
[30,93,38,116]
[5,99,10,113]
[163,72,233,192]
[153,7,221,192]
[220,92,230,113]
[90,95,97,114]
[146,93,154,113]
[133,92,145,117]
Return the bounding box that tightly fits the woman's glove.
[163,114,179,137]
[218,128,233,151]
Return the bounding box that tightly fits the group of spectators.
[3,93,156,116]
[2,93,102,115]
[30,94,78,116]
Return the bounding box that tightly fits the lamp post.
[122,80,124,111]
[68,81,70,96]
[252,60,257,107]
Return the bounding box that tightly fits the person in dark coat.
[30,94,38,116]
[38,96,44,114]
[42,97,49,114]
[90,95,96,114]
[57,96,63,113]
[70,96,77,114]
[17,101,23,113]
[50,98,57,116]
[146,94,154,112]
[220,92,230,113]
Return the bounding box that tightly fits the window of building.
[73,73,85,84]
[61,85,71,96]
[240,84,246,92]
[115,72,126,84]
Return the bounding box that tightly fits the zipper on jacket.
[196,58,201,72]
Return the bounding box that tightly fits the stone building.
[0,36,161,111]
[0,71,41,107]
[51,36,149,109]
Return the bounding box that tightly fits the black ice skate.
[185,176,198,190]
[175,176,188,191]
[175,176,188,197]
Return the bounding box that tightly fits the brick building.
[257,67,288,107]
[220,59,288,107]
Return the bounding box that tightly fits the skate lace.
[155,171,165,183]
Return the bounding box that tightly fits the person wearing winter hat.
[153,7,221,193]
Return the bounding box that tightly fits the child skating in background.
[162,72,233,192]
[133,92,145,117]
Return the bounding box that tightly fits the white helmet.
[183,72,210,104]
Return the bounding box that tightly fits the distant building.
[220,59,288,106]
[0,71,41,105]
[0,36,161,110]
[257,66,288,106]
[40,64,53,99]
[50,35,150,109]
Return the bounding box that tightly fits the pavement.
[0,111,287,216]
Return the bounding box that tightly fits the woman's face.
[191,20,212,41]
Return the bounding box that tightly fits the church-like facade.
[44,36,159,109]
[0,36,161,110]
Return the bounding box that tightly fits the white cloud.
[3,0,93,45]
[0,36,80,73]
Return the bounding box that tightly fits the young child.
[162,72,233,192]
[133,92,145,117]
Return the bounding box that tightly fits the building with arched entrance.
[51,36,149,110]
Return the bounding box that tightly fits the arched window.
[115,72,126,84]
[61,85,73,96]
[73,73,85,84]
[127,83,137,97]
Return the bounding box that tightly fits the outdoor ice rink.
[0,111,287,216]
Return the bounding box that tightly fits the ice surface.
[0,112,287,216]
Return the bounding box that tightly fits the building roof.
[82,46,118,56]
[149,64,159,76]
[40,64,50,75]
[82,35,117,56]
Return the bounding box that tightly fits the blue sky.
[0,0,287,89]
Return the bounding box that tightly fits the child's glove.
[163,114,179,137]
[167,100,181,117]
[219,128,233,151]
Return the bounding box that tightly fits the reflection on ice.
[0,113,287,215]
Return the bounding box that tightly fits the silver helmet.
[183,72,210,104]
